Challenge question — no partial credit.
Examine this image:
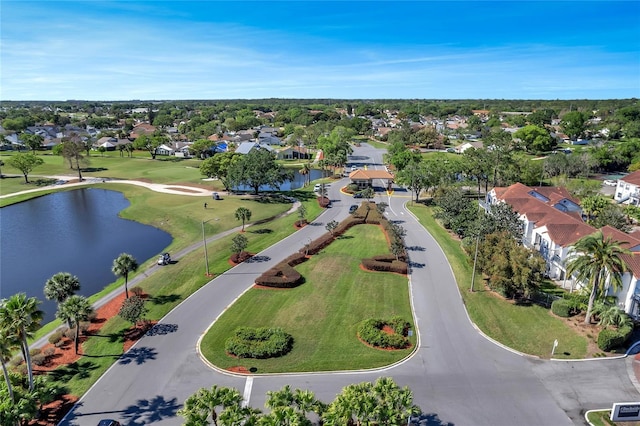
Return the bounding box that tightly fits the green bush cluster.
[551,299,572,317]
[225,327,293,359]
[597,325,633,351]
[358,317,411,349]
[48,330,64,345]
[362,255,408,274]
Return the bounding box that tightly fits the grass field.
[406,202,587,359]
[200,224,415,373]
[27,185,323,396]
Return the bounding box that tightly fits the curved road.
[60,144,639,426]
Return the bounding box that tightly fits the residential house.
[276,146,311,160]
[235,142,274,155]
[156,142,193,157]
[129,123,157,139]
[488,182,640,318]
[94,137,130,151]
[614,170,640,206]
[455,141,483,153]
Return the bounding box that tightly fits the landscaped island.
[200,205,416,373]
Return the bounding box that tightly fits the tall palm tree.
[112,253,139,299]
[567,231,631,325]
[0,329,17,403]
[44,272,81,328]
[299,162,311,187]
[234,207,252,232]
[56,295,94,354]
[0,293,43,391]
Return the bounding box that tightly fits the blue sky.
[2,1,639,100]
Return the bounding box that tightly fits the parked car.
[157,252,171,265]
[97,421,121,426]
[603,179,618,187]
[349,205,358,214]
[351,165,357,171]
[353,192,363,198]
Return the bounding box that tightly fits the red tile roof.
[621,170,640,186]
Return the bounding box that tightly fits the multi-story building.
[487,183,640,318]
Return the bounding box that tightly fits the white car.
[603,179,617,187]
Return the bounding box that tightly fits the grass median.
[406,202,587,359]
[200,224,415,373]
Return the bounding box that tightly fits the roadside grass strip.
[407,203,587,359]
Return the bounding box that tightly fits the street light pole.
[202,218,217,277]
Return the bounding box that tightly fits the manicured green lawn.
[200,224,415,373]
[30,187,323,396]
[407,203,587,359]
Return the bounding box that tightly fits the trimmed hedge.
[357,317,411,350]
[597,325,633,351]
[225,327,293,359]
[255,253,305,288]
[551,299,572,317]
[362,255,408,274]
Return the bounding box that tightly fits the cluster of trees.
[178,377,420,426]
[431,188,544,298]
[0,252,140,424]
[0,293,61,425]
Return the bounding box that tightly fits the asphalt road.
[60,144,639,426]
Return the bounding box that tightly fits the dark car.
[349,205,358,214]
[98,420,121,426]
[353,192,363,198]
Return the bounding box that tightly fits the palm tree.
[44,272,81,328]
[56,295,94,354]
[566,231,631,324]
[0,293,43,391]
[234,207,252,232]
[0,329,17,403]
[112,253,139,299]
[299,162,311,187]
[178,385,243,426]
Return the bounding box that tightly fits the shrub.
[597,328,626,351]
[130,286,144,297]
[29,348,42,356]
[43,347,55,357]
[225,327,293,359]
[362,255,408,274]
[318,196,330,208]
[358,318,411,349]
[551,299,571,317]
[48,330,64,345]
[64,327,76,340]
[31,354,46,366]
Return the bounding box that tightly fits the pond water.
[0,188,172,324]
[234,168,324,192]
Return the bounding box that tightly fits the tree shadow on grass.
[118,346,158,365]
[249,228,273,234]
[49,359,98,382]
[150,294,181,305]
